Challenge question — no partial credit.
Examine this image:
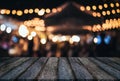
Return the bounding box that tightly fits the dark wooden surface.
[0,57,120,80]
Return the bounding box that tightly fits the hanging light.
[71,35,80,42]
[24,9,29,14]
[18,25,29,38]
[12,10,16,15]
[40,38,47,44]
[31,31,36,37]
[98,5,103,10]
[34,8,39,13]
[38,9,45,16]
[17,10,23,16]
[92,12,97,17]
[110,3,114,8]
[52,8,57,13]
[106,10,110,15]
[86,6,91,11]
[6,27,12,33]
[80,6,85,11]
[116,2,119,7]
[104,3,108,8]
[46,8,51,13]
[27,35,33,40]
[112,9,116,14]
[6,10,10,15]
[102,11,106,16]
[29,9,33,14]
[0,24,6,31]
[92,5,97,10]
[0,9,6,14]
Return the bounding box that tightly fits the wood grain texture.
[96,57,120,71]
[58,57,74,79]
[0,57,120,80]
[37,57,58,80]
[68,57,93,79]
[0,58,29,77]
[79,58,114,80]
[1,58,38,80]
[18,57,48,79]
[89,58,120,79]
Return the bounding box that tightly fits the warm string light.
[92,18,120,32]
[0,2,119,16]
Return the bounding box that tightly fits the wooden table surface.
[0,57,120,80]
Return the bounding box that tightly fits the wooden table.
[0,57,120,80]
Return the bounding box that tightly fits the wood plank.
[89,58,120,79]
[108,57,120,65]
[68,57,93,79]
[58,57,74,79]
[37,57,58,80]
[0,57,11,62]
[0,58,29,77]
[79,58,115,80]
[1,58,38,80]
[0,58,20,68]
[96,57,120,71]
[18,57,48,79]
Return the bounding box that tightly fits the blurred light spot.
[86,6,91,11]
[104,3,108,8]
[31,31,36,37]
[104,35,111,44]
[52,8,57,13]
[46,8,51,13]
[41,38,47,44]
[38,9,45,16]
[92,5,97,10]
[17,10,23,16]
[80,6,85,11]
[29,9,33,14]
[0,24,6,31]
[27,35,33,40]
[72,35,80,42]
[12,10,16,15]
[19,25,29,38]
[24,9,29,14]
[34,8,39,13]
[6,27,12,33]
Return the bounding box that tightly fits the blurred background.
[0,0,120,57]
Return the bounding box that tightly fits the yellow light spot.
[80,6,85,11]
[102,11,106,16]
[106,10,110,15]
[92,5,97,10]
[12,10,16,15]
[38,9,45,16]
[52,8,57,13]
[6,10,10,15]
[57,8,62,12]
[112,9,116,14]
[98,5,103,10]
[86,6,91,11]
[92,12,97,17]
[34,8,39,13]
[17,10,23,16]
[24,9,29,14]
[104,3,108,8]
[0,9,6,14]
[97,13,101,17]
[110,3,114,8]
[116,9,120,13]
[29,9,33,14]
[116,2,119,7]
[46,8,51,13]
